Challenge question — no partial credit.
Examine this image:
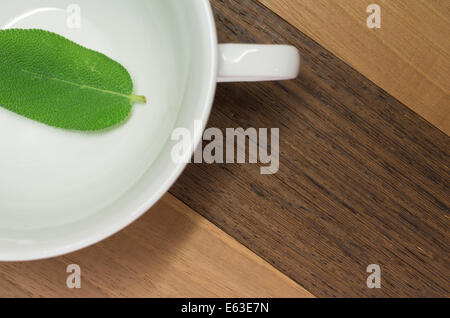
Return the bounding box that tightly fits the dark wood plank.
[170,0,450,297]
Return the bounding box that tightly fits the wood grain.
[0,194,312,298]
[258,0,450,135]
[170,0,450,297]
[1,0,448,299]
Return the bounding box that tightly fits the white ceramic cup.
[0,0,300,261]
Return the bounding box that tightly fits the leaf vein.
[20,68,132,101]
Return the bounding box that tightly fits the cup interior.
[0,0,217,260]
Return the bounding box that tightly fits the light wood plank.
[0,194,313,298]
[258,0,450,134]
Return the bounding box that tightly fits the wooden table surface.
[1,0,449,298]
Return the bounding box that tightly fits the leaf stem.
[130,94,147,104]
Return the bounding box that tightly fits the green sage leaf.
[0,29,146,131]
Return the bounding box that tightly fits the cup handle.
[217,44,300,82]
